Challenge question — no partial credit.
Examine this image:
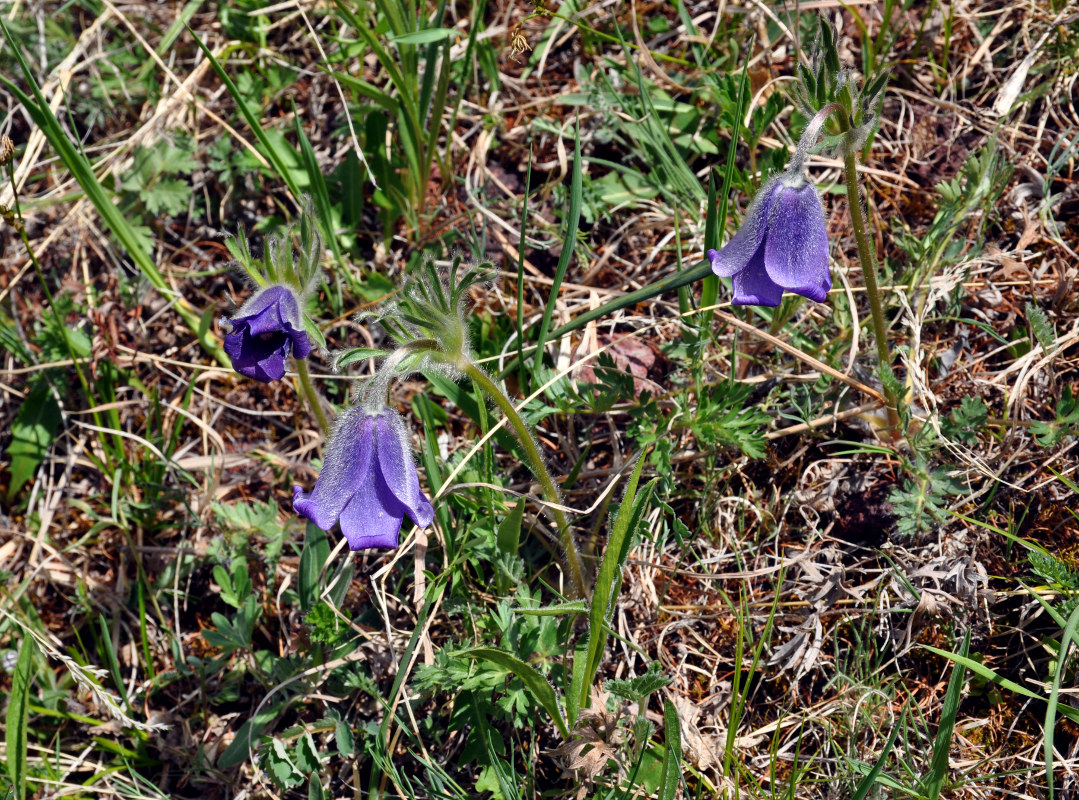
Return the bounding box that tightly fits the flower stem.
[841,144,901,432]
[295,358,332,438]
[460,359,589,598]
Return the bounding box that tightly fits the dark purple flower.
[293,406,434,550]
[707,178,830,307]
[221,285,312,383]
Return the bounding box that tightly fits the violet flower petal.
[706,180,783,278]
[374,413,435,528]
[293,409,374,531]
[763,184,830,302]
[336,470,405,550]
[731,248,784,307]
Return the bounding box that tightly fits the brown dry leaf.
[575,334,662,398]
[547,725,621,782]
[546,688,625,798]
[670,694,720,773]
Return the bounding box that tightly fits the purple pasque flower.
[221,284,312,383]
[706,176,830,307]
[293,406,434,550]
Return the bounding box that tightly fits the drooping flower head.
[707,173,830,307]
[220,284,312,382]
[293,405,434,550]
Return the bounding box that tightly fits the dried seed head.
[0,136,15,166]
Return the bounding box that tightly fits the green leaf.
[141,177,191,216]
[333,347,391,370]
[458,647,568,738]
[299,522,330,612]
[6,382,61,500]
[1027,301,1056,355]
[496,500,524,558]
[218,700,288,768]
[514,600,588,617]
[657,698,681,800]
[5,636,34,800]
[389,27,457,45]
[335,717,354,757]
[266,737,304,789]
[295,730,321,773]
[605,662,671,704]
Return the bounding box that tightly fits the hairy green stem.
[295,358,332,438]
[460,359,588,598]
[841,145,901,432]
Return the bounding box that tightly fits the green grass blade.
[377,573,450,747]
[567,637,588,729]
[293,105,344,268]
[1046,602,1079,800]
[468,692,521,800]
[924,629,969,800]
[921,645,1079,721]
[422,38,452,191]
[580,455,651,711]
[327,70,400,113]
[530,114,583,390]
[298,522,330,613]
[701,57,751,331]
[459,647,569,738]
[0,17,226,366]
[516,147,533,390]
[699,166,719,325]
[5,635,34,800]
[514,600,588,617]
[187,28,302,202]
[852,711,903,800]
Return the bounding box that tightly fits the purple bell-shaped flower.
[293,406,434,550]
[221,284,312,383]
[707,177,830,307]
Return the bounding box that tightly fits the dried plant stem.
[461,359,589,598]
[295,358,331,438]
[842,147,901,432]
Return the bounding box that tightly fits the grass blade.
[187,28,302,202]
[497,260,712,380]
[701,57,751,331]
[920,644,1079,720]
[5,635,34,800]
[0,17,226,366]
[530,114,583,390]
[852,711,904,800]
[1046,602,1079,800]
[580,455,652,711]
[924,629,969,800]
